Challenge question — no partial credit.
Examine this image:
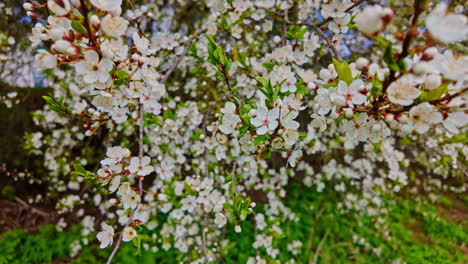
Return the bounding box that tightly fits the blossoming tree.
[18,0,467,262]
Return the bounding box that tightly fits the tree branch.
[106,104,145,264]
[79,0,101,55]
[160,29,207,83]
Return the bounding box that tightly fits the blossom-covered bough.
[20,0,467,262]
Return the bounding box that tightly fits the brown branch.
[374,0,425,111]
[15,197,50,217]
[79,0,101,55]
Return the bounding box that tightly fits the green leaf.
[114,70,130,79]
[370,74,383,98]
[419,84,448,102]
[332,58,353,84]
[384,45,399,72]
[254,135,269,146]
[71,20,87,35]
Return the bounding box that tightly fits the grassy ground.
[0,180,466,263]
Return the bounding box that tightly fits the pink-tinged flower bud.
[52,39,72,54]
[90,15,101,27]
[23,3,34,11]
[235,225,241,233]
[381,8,394,23]
[422,47,438,60]
[308,82,318,90]
[273,35,282,44]
[384,113,394,122]
[26,11,38,18]
[355,5,394,37]
[355,57,370,70]
[47,0,71,16]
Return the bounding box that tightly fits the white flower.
[387,76,420,106]
[335,80,366,108]
[430,51,468,82]
[181,196,197,212]
[281,77,297,93]
[101,146,130,166]
[315,88,334,115]
[96,223,114,248]
[101,15,128,38]
[423,74,441,91]
[342,113,371,142]
[122,226,137,242]
[128,156,154,176]
[425,3,468,44]
[76,50,113,84]
[219,114,241,134]
[409,103,443,134]
[287,149,302,167]
[121,190,140,209]
[110,107,129,123]
[47,0,70,16]
[91,0,122,13]
[52,39,75,55]
[235,225,242,233]
[133,32,154,56]
[109,176,120,193]
[368,121,391,143]
[282,129,299,148]
[155,160,174,180]
[215,212,227,227]
[354,5,393,36]
[35,50,57,69]
[280,110,299,130]
[220,102,236,115]
[321,1,350,19]
[310,114,327,132]
[219,102,241,135]
[250,107,279,135]
[101,39,128,61]
[443,112,468,133]
[329,14,351,34]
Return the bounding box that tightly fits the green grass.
[0,182,466,263]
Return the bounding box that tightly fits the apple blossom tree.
[14,0,468,262]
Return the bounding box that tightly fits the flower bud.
[26,11,37,18]
[53,39,72,54]
[423,74,442,91]
[384,113,394,122]
[235,225,242,233]
[273,35,282,44]
[90,15,100,27]
[47,0,71,16]
[23,3,34,11]
[355,57,370,70]
[422,47,438,61]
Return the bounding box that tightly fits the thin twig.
[106,105,144,264]
[15,197,50,217]
[375,0,424,110]
[79,0,101,55]
[160,29,207,83]
[311,229,330,264]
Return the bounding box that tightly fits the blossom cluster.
[17,0,468,262]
